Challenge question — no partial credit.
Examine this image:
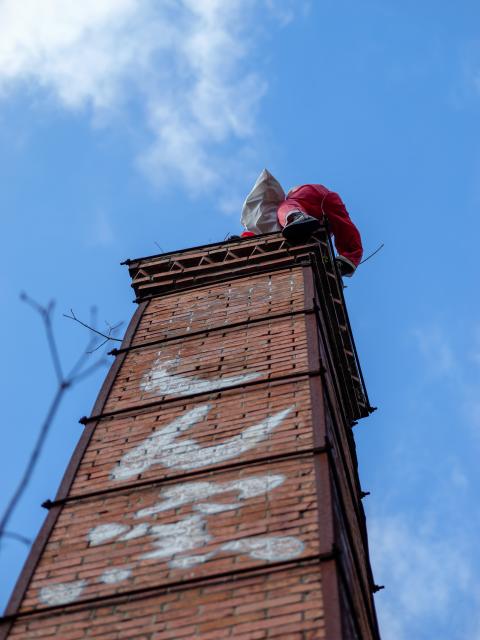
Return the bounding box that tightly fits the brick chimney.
[1,229,380,639]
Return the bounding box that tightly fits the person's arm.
[322,191,363,274]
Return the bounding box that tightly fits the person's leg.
[280,209,320,244]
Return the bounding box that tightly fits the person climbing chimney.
[239,169,363,277]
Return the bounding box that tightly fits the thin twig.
[0,387,63,538]
[0,296,110,546]
[71,358,108,384]
[359,243,385,265]
[87,320,123,353]
[63,309,123,343]
[2,531,32,547]
[87,338,110,354]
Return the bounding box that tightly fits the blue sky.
[1,1,480,637]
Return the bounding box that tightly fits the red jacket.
[277,184,363,269]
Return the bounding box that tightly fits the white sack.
[240,168,285,234]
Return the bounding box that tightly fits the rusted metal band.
[79,367,325,425]
[42,443,333,510]
[109,306,316,356]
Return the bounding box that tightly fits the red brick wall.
[22,457,318,611]
[72,379,313,496]
[131,269,306,345]
[9,567,325,639]
[4,257,379,639]
[103,315,309,413]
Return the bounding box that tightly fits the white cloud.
[412,323,480,439]
[0,0,291,204]
[0,0,144,110]
[449,461,469,490]
[462,390,480,434]
[470,326,480,366]
[370,513,474,640]
[460,41,480,99]
[87,209,115,247]
[412,326,456,376]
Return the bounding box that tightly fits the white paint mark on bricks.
[171,534,304,569]
[41,393,301,606]
[82,474,290,571]
[110,404,210,481]
[88,523,129,546]
[134,474,286,519]
[118,522,150,541]
[43,469,304,604]
[169,553,214,569]
[140,514,211,560]
[290,274,296,293]
[194,502,240,514]
[111,405,294,480]
[162,407,293,471]
[140,356,261,397]
[99,567,132,584]
[221,536,305,562]
[39,580,87,606]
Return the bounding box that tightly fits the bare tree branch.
[21,293,64,383]
[63,308,123,344]
[2,532,32,547]
[0,295,111,546]
[0,386,63,539]
[70,358,110,384]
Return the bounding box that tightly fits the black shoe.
[282,213,320,244]
[335,257,355,277]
